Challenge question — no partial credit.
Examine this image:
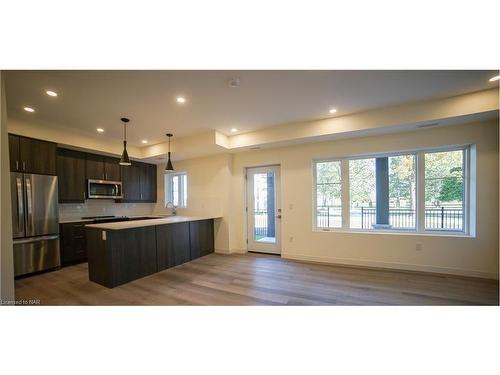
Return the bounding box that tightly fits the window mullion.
[341,159,350,229]
[416,152,425,233]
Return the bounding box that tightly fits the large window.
[424,150,464,231]
[388,154,416,229]
[315,161,342,228]
[349,158,376,229]
[165,172,187,208]
[313,146,470,234]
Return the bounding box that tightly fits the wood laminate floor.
[14,253,499,306]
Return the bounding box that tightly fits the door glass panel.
[253,172,276,243]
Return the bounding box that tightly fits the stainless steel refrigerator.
[11,172,60,277]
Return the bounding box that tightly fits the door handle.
[16,177,24,231]
[25,177,33,234]
[276,214,282,219]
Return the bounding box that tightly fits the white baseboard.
[215,248,247,255]
[214,248,231,254]
[282,253,499,280]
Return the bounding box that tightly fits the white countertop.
[85,215,221,230]
[59,215,161,224]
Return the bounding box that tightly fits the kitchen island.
[86,216,219,288]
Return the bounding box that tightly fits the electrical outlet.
[289,236,294,242]
[416,242,422,251]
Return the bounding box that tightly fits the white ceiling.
[4,70,498,146]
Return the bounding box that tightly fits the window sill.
[313,228,474,238]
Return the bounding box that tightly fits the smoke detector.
[228,77,240,88]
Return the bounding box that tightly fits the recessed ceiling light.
[46,90,58,97]
[176,96,186,103]
[96,128,104,133]
[231,128,238,133]
[329,108,337,114]
[141,140,148,144]
[24,107,35,112]
[489,75,500,82]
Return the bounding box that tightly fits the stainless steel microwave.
[87,179,123,199]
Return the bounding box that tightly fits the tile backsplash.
[59,200,155,221]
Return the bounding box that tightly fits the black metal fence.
[254,209,269,238]
[317,206,463,230]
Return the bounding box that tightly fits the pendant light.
[119,117,131,166]
[165,133,174,172]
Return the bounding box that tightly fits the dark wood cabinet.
[121,161,156,202]
[139,162,157,202]
[9,134,56,175]
[156,222,191,271]
[60,222,87,265]
[121,161,142,201]
[86,153,105,180]
[105,157,121,181]
[57,148,86,203]
[9,134,20,172]
[87,219,215,288]
[86,154,121,181]
[87,226,157,288]
[189,219,215,259]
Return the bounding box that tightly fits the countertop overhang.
[85,215,221,230]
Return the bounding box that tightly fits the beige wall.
[1,72,15,303]
[163,119,499,279]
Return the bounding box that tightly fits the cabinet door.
[60,222,87,265]
[20,136,57,175]
[139,162,157,202]
[156,223,190,271]
[108,226,157,286]
[189,220,215,259]
[104,157,121,181]
[57,148,86,203]
[9,134,20,172]
[121,161,141,201]
[86,153,105,180]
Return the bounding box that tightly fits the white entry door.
[246,165,281,254]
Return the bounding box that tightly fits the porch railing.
[317,206,463,230]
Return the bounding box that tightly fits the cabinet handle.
[22,161,26,171]
[16,161,19,170]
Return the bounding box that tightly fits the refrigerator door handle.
[16,177,24,232]
[13,235,59,245]
[25,177,33,235]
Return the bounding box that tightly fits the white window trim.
[165,172,188,208]
[312,145,473,237]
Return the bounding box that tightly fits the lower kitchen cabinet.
[86,219,215,288]
[60,222,88,265]
[87,226,158,288]
[156,222,190,271]
[189,219,215,259]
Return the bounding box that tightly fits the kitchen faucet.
[166,201,177,215]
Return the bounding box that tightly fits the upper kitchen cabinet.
[105,156,121,181]
[57,148,86,203]
[86,153,121,181]
[120,161,157,202]
[139,162,157,202]
[8,134,20,172]
[9,134,57,175]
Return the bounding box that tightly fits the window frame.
[312,144,472,236]
[165,171,188,208]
